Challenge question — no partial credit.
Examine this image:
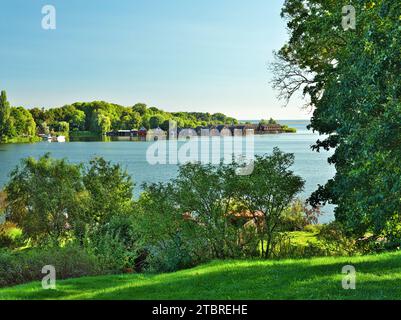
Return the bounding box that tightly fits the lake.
[0,120,336,223]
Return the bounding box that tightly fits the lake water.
[0,120,336,223]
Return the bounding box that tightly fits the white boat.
[42,134,66,142]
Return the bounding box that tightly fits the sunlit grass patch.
[1,251,401,300]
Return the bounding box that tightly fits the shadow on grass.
[2,252,401,300]
[89,257,401,300]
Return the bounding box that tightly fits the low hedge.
[0,246,102,288]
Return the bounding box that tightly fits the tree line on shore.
[0,90,239,142]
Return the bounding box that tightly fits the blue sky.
[0,0,309,119]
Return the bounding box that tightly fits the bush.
[280,200,321,232]
[85,214,142,273]
[273,222,364,259]
[303,224,322,233]
[316,222,360,256]
[145,237,204,273]
[0,222,22,248]
[0,245,100,288]
[4,155,85,245]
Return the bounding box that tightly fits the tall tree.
[235,149,305,258]
[0,90,11,140]
[274,0,401,237]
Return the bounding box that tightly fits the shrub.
[303,224,322,233]
[280,200,321,232]
[0,245,100,288]
[4,154,85,245]
[85,214,142,273]
[317,222,360,256]
[4,155,136,246]
[83,157,134,225]
[144,236,206,273]
[269,234,328,259]
[0,222,22,248]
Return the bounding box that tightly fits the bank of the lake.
[1,136,42,144]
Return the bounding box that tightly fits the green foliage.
[275,0,401,237]
[0,92,37,140]
[29,107,46,125]
[280,199,321,231]
[1,91,238,140]
[171,163,245,260]
[0,245,100,288]
[4,153,138,246]
[235,148,305,258]
[316,222,361,256]
[85,214,142,273]
[259,118,278,125]
[0,92,36,141]
[5,154,85,245]
[50,120,69,134]
[33,100,237,134]
[137,183,208,272]
[4,154,137,247]
[118,110,141,130]
[137,149,304,271]
[0,91,11,140]
[144,235,203,273]
[282,125,297,133]
[83,157,134,225]
[9,107,36,137]
[132,103,147,116]
[95,112,111,134]
[1,154,141,282]
[0,222,22,248]
[148,114,165,129]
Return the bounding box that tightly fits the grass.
[288,231,320,246]
[258,230,320,253]
[1,251,401,300]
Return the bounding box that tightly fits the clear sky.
[0,0,309,120]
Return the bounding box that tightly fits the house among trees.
[105,129,138,137]
[258,123,283,134]
[138,127,147,140]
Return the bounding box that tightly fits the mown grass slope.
[1,251,401,300]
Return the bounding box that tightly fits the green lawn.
[1,251,401,300]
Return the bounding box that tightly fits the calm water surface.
[0,120,336,222]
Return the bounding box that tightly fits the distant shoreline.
[240,119,310,123]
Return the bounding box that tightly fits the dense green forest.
[0,90,239,141]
